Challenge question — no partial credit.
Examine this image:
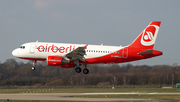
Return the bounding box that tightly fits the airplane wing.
[65,46,86,62]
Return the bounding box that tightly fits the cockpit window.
[20,46,25,49]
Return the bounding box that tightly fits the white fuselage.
[12,42,124,61]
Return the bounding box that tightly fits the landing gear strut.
[32,60,36,70]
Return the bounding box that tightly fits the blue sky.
[0,0,180,65]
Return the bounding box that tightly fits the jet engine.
[47,56,70,66]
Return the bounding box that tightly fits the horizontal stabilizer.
[138,49,154,55]
[138,49,163,56]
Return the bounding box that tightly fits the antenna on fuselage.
[36,40,38,43]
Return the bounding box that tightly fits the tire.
[32,67,35,70]
[75,67,81,73]
[83,68,89,74]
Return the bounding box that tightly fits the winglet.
[83,44,88,49]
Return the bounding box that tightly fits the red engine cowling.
[47,56,71,66]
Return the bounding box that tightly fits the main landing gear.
[32,60,36,71]
[75,65,89,74]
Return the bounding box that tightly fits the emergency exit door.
[30,44,35,53]
[122,48,128,58]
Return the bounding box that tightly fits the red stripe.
[18,57,46,61]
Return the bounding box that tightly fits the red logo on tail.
[141,25,159,46]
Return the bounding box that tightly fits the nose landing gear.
[32,60,36,70]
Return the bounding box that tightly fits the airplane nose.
[12,49,19,57]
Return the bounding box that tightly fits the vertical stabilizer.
[128,21,161,49]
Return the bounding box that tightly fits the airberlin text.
[37,44,75,53]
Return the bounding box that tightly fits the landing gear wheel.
[75,67,81,73]
[83,68,89,74]
[32,67,35,70]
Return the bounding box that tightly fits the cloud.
[33,0,52,9]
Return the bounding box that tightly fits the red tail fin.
[128,21,161,49]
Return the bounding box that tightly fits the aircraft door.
[30,44,35,53]
[122,48,128,58]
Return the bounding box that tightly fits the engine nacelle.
[47,56,70,66]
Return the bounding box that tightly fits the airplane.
[12,21,162,74]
